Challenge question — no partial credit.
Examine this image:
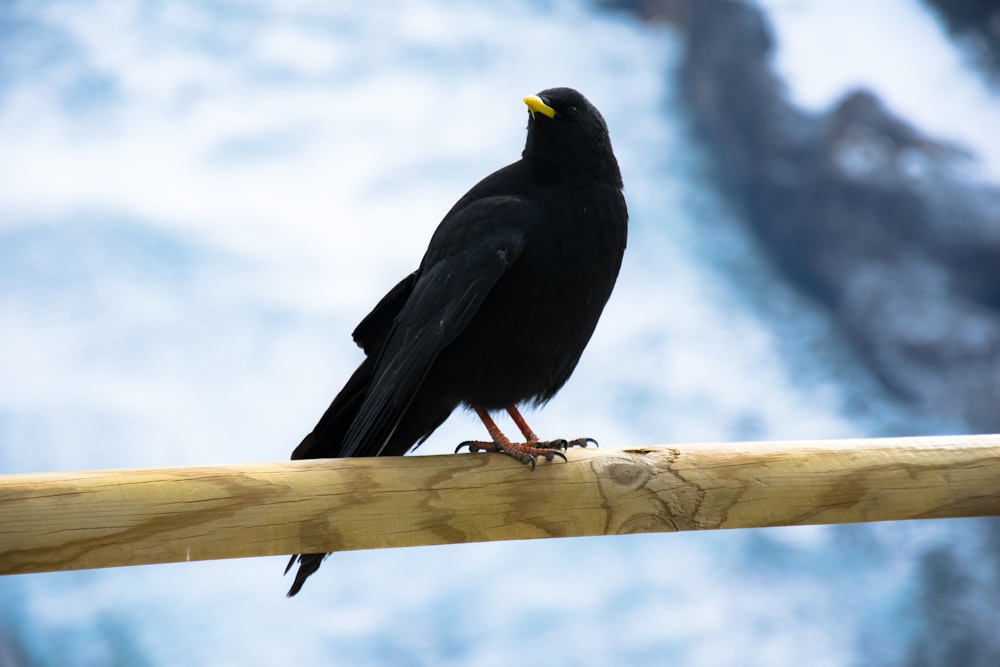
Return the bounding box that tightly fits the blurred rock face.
[923,0,1000,84]
[677,0,1000,432]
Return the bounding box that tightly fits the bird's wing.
[351,271,418,355]
[339,196,539,457]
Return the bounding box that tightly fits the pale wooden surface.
[2,434,999,575]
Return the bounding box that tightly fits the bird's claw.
[518,446,567,471]
[567,437,598,449]
[543,448,568,462]
[455,440,499,454]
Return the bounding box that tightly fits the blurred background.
[2,0,999,664]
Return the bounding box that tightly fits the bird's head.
[521,87,621,188]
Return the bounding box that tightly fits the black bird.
[285,87,627,596]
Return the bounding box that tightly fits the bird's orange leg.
[455,405,596,470]
[506,405,541,442]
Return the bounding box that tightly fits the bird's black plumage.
[285,87,627,596]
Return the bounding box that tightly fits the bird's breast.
[429,185,626,408]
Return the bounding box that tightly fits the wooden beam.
[2,434,999,575]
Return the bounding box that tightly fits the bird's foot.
[459,405,597,469]
[455,438,567,471]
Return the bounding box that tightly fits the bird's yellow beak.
[523,95,556,119]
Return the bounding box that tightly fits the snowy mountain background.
[2,1,998,665]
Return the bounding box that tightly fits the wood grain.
[2,434,999,575]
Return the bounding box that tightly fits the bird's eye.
[565,105,579,118]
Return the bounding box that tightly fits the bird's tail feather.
[285,358,374,595]
[285,553,327,597]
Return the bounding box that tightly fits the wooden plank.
[2,434,999,575]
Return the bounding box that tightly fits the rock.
[676,0,1000,431]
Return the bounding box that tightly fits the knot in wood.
[600,457,652,491]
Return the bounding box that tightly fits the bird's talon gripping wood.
[455,440,500,454]
[514,446,567,465]
[286,87,627,595]
[543,449,568,462]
